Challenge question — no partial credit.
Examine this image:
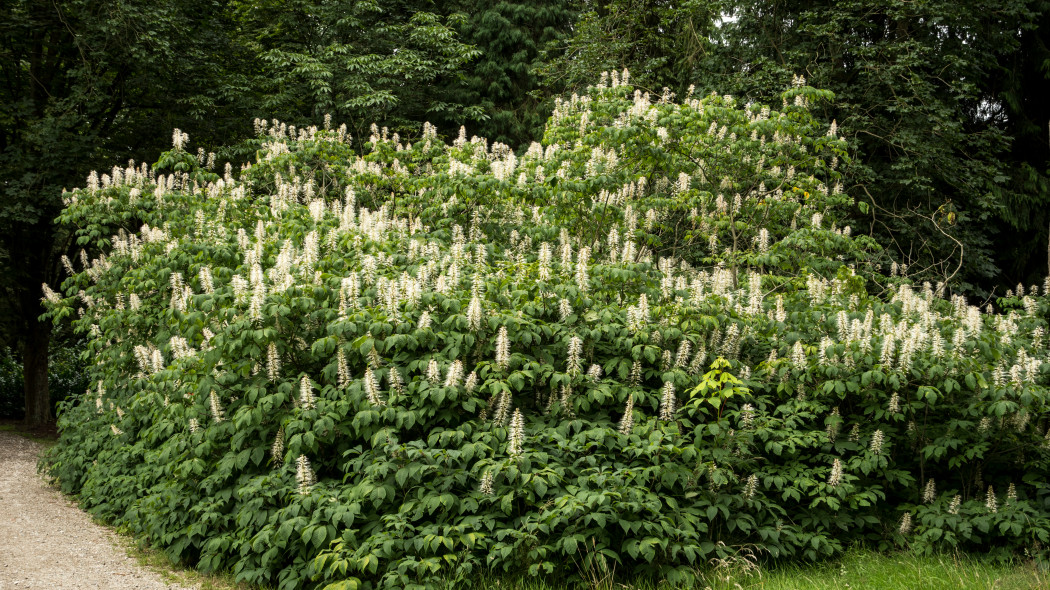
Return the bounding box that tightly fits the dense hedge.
[43,76,1050,589]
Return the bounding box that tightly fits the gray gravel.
[0,430,197,590]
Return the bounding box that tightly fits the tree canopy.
[0,0,250,425]
[544,0,1050,294]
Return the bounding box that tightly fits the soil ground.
[0,427,196,590]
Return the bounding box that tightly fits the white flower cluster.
[566,336,583,378]
[626,294,650,333]
[299,376,316,410]
[209,390,225,423]
[296,455,316,495]
[495,327,511,370]
[659,382,676,421]
[828,458,843,487]
[271,428,284,464]
[508,409,525,456]
[363,368,384,406]
[444,360,464,388]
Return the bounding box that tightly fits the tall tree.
[0,0,248,426]
[539,0,719,96]
[981,1,1050,283]
[232,0,483,138]
[438,0,577,147]
[547,0,1050,293]
[699,0,1050,293]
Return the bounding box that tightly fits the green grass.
[98,545,1050,590]
[112,530,260,590]
[708,549,1049,590]
[0,421,58,447]
[465,549,1048,590]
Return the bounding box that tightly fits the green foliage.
[438,0,577,146]
[0,344,89,419]
[42,77,1050,590]
[685,358,748,419]
[697,0,1050,292]
[234,0,484,138]
[547,0,1050,293]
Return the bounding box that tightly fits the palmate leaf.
[42,74,1050,589]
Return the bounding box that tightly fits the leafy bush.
[0,344,89,420]
[0,348,22,418]
[43,75,1050,590]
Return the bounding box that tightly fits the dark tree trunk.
[23,305,51,427]
[16,223,56,428]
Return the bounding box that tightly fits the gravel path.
[0,430,197,590]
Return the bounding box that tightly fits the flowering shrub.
[43,73,1050,590]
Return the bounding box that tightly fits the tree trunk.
[18,228,54,428]
[23,308,51,427]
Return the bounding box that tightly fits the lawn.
[469,549,1048,590]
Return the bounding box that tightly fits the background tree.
[232,0,483,139]
[539,0,719,96]
[0,0,249,427]
[546,0,1050,295]
[701,0,1050,294]
[983,1,1050,283]
[436,0,577,146]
